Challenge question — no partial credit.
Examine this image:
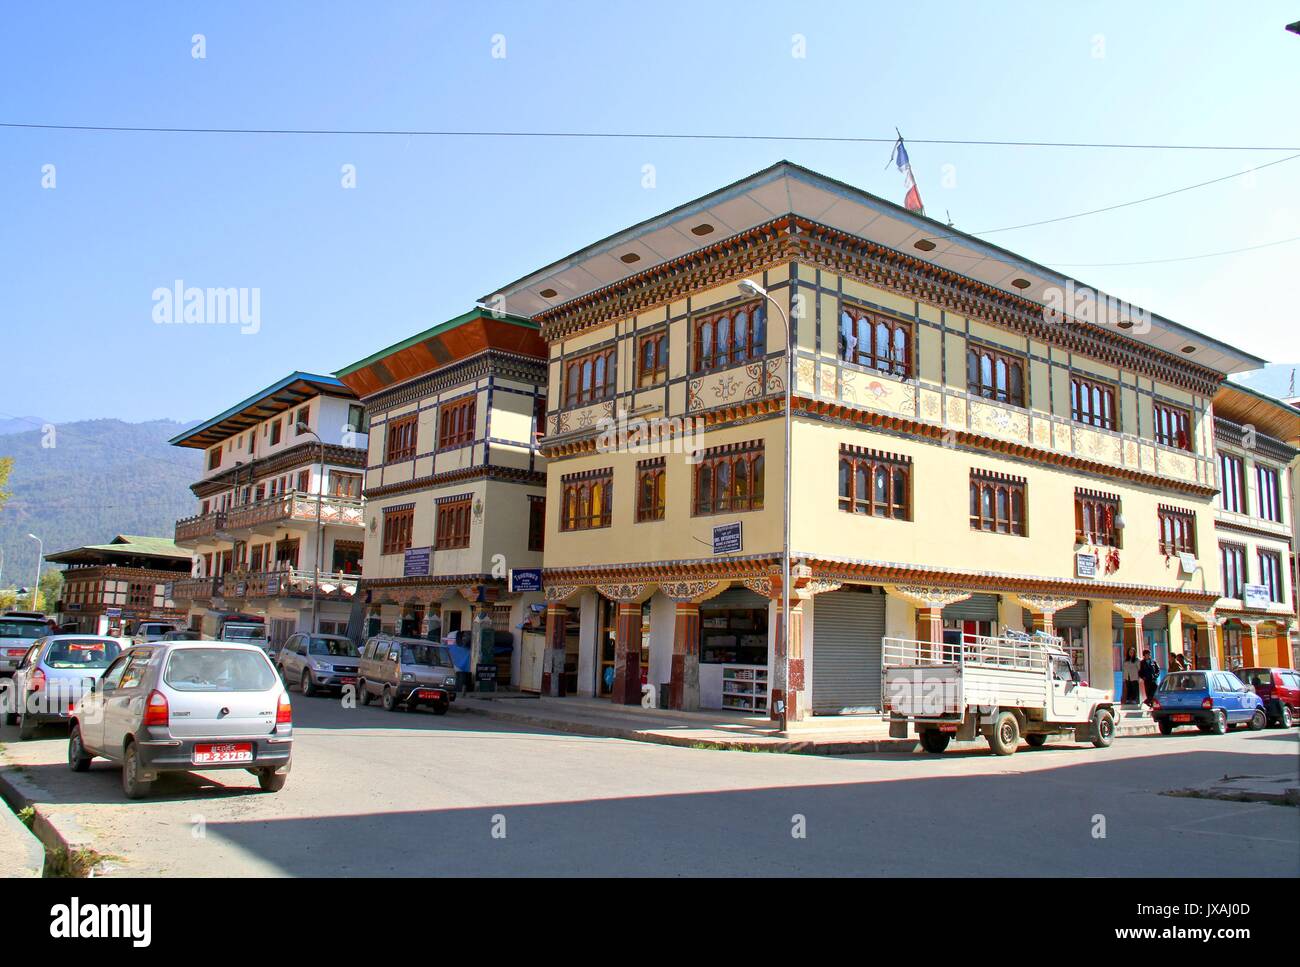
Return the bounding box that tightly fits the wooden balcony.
[181,568,359,602]
[175,511,226,546]
[223,492,364,537]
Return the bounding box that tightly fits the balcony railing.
[175,511,227,544]
[224,492,364,533]
[170,569,360,602]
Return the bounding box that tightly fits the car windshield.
[222,623,266,643]
[44,639,121,669]
[0,620,44,639]
[1239,669,1271,687]
[164,648,277,691]
[400,644,451,667]
[1159,672,1205,692]
[309,637,358,657]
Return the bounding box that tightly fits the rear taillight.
[276,693,292,725]
[142,689,169,726]
[1079,680,1088,688]
[1152,699,1161,711]
[29,668,46,692]
[1202,697,1213,710]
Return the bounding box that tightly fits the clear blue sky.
[2,1,1296,424]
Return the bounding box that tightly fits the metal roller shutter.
[942,593,1000,622]
[1022,601,1090,628]
[812,587,886,714]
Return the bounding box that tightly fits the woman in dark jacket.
[1139,650,1161,707]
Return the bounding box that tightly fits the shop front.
[697,586,770,712]
[941,593,1000,644]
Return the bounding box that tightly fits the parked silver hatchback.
[69,641,293,799]
[357,635,457,714]
[276,632,360,696]
[5,635,126,739]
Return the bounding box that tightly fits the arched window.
[873,465,888,516]
[891,467,907,517]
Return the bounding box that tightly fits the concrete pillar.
[610,602,642,705]
[1029,611,1056,635]
[670,602,701,711]
[542,603,567,697]
[772,600,807,723]
[647,593,675,704]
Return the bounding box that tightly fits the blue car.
[1152,669,1267,735]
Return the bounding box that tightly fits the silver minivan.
[357,635,457,714]
[70,641,293,799]
[5,635,126,739]
[276,632,361,696]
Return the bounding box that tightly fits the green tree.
[37,568,63,614]
[0,456,11,511]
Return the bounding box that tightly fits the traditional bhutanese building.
[45,535,192,636]
[168,373,369,644]
[1209,382,1299,670]
[484,161,1266,720]
[334,308,548,680]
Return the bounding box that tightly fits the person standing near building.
[1122,647,1141,704]
[1139,649,1161,707]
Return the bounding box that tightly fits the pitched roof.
[485,160,1265,377]
[169,372,357,449]
[44,535,193,568]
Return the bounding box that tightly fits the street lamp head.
[738,279,768,299]
[296,422,312,435]
[27,534,39,541]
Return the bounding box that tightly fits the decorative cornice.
[536,215,1225,396]
[659,580,726,603]
[194,442,366,497]
[1213,415,1299,464]
[1110,601,1164,622]
[363,465,546,500]
[363,349,547,413]
[1015,594,1079,615]
[890,586,974,609]
[1213,519,1292,547]
[595,582,653,603]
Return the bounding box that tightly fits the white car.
[131,621,181,645]
[70,640,293,799]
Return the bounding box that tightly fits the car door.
[82,653,131,753]
[102,651,151,757]
[278,634,298,679]
[1216,672,1245,721]
[385,642,402,689]
[1048,656,1083,721]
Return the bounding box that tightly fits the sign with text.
[1075,551,1098,579]
[1242,584,1271,609]
[713,521,743,555]
[403,546,431,578]
[509,568,542,593]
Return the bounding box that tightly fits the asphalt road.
[1,694,1297,876]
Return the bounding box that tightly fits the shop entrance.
[942,593,1000,645]
[811,585,885,714]
[697,587,769,712]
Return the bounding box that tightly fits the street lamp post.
[737,278,793,732]
[26,534,43,612]
[296,424,325,636]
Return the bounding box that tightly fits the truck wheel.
[1025,733,1048,748]
[381,687,397,712]
[1157,718,1174,735]
[1090,708,1115,748]
[1248,709,1266,731]
[987,712,1020,756]
[1208,709,1227,735]
[919,731,951,754]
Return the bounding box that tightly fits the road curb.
[0,764,48,877]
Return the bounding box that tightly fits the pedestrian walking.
[1139,650,1161,707]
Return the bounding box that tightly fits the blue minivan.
[1152,669,1267,735]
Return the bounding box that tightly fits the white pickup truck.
[883,632,1116,755]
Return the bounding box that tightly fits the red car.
[1238,667,1300,728]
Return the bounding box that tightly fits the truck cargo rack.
[882,633,1060,673]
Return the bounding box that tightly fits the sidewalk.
[453,692,1158,754]
[0,761,46,877]
[453,692,913,754]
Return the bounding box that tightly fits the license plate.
[1172,714,1192,723]
[340,677,356,685]
[193,743,253,764]
[416,689,443,701]
[938,724,958,732]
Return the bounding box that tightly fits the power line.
[959,153,1300,238]
[2,121,1298,151]
[1047,233,1300,268]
